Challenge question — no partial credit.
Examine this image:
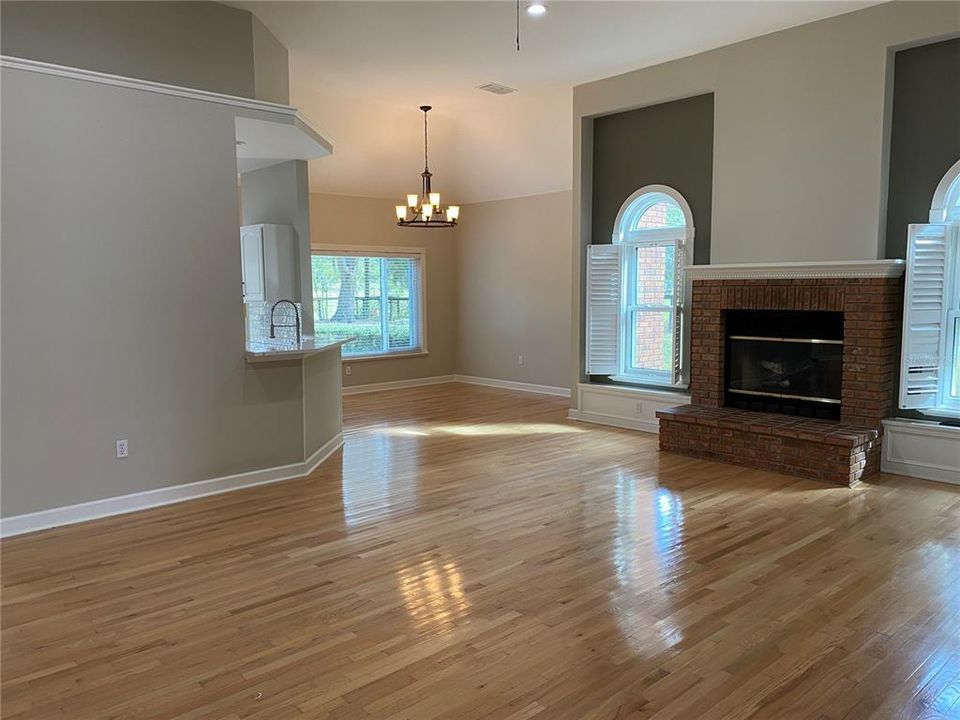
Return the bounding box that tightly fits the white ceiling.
[239,1,876,204]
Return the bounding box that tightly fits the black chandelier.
[396,106,459,228]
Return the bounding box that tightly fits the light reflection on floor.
[339,421,584,527]
[610,470,686,655]
[340,432,418,527]
[374,422,586,438]
[396,556,471,633]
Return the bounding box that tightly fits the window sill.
[610,375,689,392]
[341,350,429,363]
[920,406,960,420]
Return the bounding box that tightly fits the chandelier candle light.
[396,106,459,228]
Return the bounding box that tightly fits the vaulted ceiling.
[239,1,875,204]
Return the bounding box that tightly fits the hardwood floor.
[3,383,960,720]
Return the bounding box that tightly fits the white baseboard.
[454,375,571,398]
[0,433,345,538]
[342,374,571,398]
[342,375,457,395]
[881,419,960,485]
[567,409,660,434]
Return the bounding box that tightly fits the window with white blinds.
[624,240,681,384]
[585,186,693,388]
[312,249,424,358]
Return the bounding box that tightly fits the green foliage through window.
[311,254,421,356]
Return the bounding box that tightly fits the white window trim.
[930,158,960,223]
[611,185,695,389]
[928,228,960,417]
[311,245,428,361]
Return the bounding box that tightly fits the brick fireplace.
[656,261,905,485]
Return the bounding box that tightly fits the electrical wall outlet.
[116,439,128,458]
[518,354,524,367]
[344,365,352,376]
[635,401,643,415]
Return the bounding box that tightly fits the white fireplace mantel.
[684,259,905,281]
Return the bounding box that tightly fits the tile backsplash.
[246,302,302,342]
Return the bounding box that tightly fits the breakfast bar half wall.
[1,344,347,537]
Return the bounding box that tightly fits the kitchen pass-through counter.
[245,335,354,364]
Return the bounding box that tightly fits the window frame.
[311,245,428,361]
[929,158,960,223]
[912,158,960,418]
[937,162,960,413]
[610,185,694,389]
[938,238,960,414]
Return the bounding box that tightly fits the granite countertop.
[245,335,354,363]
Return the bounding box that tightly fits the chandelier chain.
[423,109,429,172]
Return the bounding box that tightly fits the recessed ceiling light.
[526,1,547,17]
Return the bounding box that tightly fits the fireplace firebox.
[724,310,844,420]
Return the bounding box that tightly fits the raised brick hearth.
[656,263,904,486]
[658,405,881,485]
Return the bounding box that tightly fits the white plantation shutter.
[900,223,956,409]
[586,244,622,375]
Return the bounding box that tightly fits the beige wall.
[309,192,573,390]
[457,192,573,388]
[252,16,290,105]
[0,1,289,103]
[1,68,308,517]
[309,194,458,387]
[571,0,960,396]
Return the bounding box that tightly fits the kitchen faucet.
[269,299,301,344]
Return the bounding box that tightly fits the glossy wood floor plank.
[2,383,960,719]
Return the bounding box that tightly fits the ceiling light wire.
[516,0,520,51]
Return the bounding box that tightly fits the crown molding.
[2,55,333,159]
[684,259,905,281]
[0,54,295,117]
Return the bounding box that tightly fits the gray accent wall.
[591,94,713,265]
[1,67,305,517]
[884,37,960,259]
[0,1,289,103]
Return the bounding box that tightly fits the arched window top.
[631,194,685,230]
[930,158,960,223]
[613,184,694,243]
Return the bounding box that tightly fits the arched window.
[900,159,960,417]
[612,185,694,386]
[929,158,960,223]
[615,190,688,237]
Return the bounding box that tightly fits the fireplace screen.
[725,310,843,419]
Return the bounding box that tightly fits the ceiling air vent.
[477,82,517,96]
